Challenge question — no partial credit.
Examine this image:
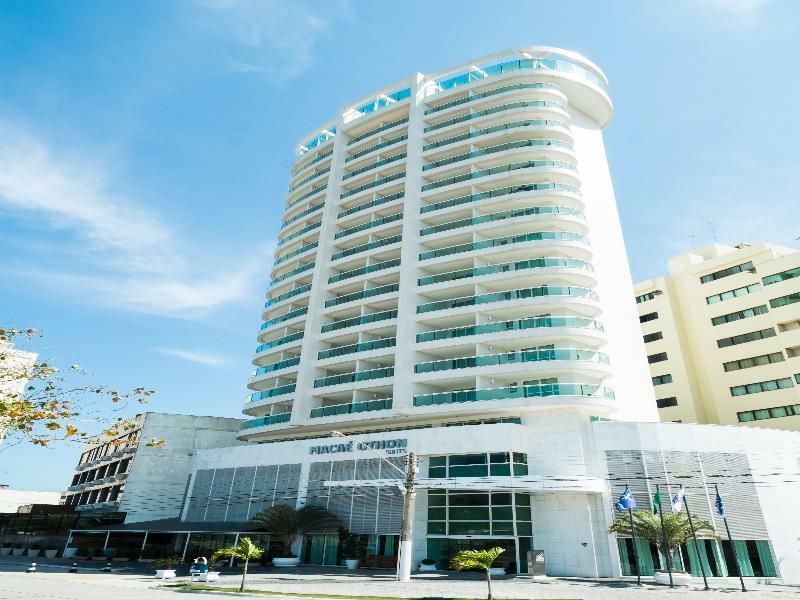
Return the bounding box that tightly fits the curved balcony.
[424,100,567,133]
[340,171,405,200]
[254,331,304,357]
[413,382,615,407]
[415,348,610,374]
[324,283,400,309]
[296,126,335,159]
[329,258,401,284]
[346,135,407,163]
[419,231,588,261]
[248,384,296,403]
[335,212,403,240]
[347,116,408,146]
[291,148,333,179]
[270,261,315,286]
[416,316,603,344]
[338,191,404,220]
[318,337,397,360]
[421,182,580,214]
[422,159,576,193]
[417,285,598,314]
[310,398,393,419]
[240,412,292,431]
[331,235,402,262]
[276,221,321,248]
[420,206,583,237]
[343,152,407,181]
[321,309,397,334]
[288,167,330,193]
[313,366,394,388]
[423,139,573,173]
[273,241,318,268]
[260,307,308,331]
[264,283,311,308]
[424,118,570,153]
[425,81,561,115]
[253,356,301,377]
[285,184,327,213]
[280,202,324,232]
[418,257,592,286]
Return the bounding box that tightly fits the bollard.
[26,562,37,573]
[68,561,78,573]
[103,560,112,573]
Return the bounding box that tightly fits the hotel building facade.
[66,48,800,581]
[635,243,800,429]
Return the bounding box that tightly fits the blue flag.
[715,491,725,517]
[616,485,637,511]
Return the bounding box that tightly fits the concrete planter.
[11,549,25,556]
[0,548,11,556]
[198,572,220,582]
[44,549,58,558]
[345,559,360,570]
[26,549,41,558]
[489,567,506,576]
[272,557,301,567]
[155,569,176,579]
[418,563,437,572]
[653,571,692,586]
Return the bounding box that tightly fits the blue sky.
[1,0,799,490]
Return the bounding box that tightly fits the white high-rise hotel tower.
[181,48,800,580]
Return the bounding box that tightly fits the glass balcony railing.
[291,149,333,178]
[285,184,327,212]
[416,315,603,343]
[418,257,591,286]
[321,309,398,333]
[344,87,410,124]
[423,139,572,172]
[255,331,304,354]
[422,159,575,192]
[425,81,561,115]
[338,191,404,219]
[424,118,569,152]
[329,258,401,284]
[270,261,314,285]
[417,285,598,314]
[413,382,615,407]
[277,221,322,248]
[348,117,409,145]
[334,211,403,239]
[340,171,405,199]
[424,100,566,133]
[314,366,394,388]
[420,206,583,236]
[331,234,402,261]
[254,356,301,376]
[343,152,407,180]
[240,412,292,430]
[248,384,296,403]
[260,307,308,330]
[421,182,580,214]
[347,135,408,162]
[318,337,397,360]
[273,242,318,267]
[415,348,609,374]
[324,283,400,308]
[265,283,312,307]
[310,398,393,419]
[419,231,587,261]
[296,126,336,158]
[280,202,324,231]
[288,167,330,193]
[428,57,607,96]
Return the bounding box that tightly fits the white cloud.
[196,0,351,84]
[0,118,272,318]
[155,348,230,367]
[690,0,771,27]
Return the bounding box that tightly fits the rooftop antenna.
[707,221,718,243]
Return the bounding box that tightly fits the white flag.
[671,487,685,512]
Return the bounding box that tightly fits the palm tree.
[450,547,505,600]
[251,505,340,558]
[211,537,264,593]
[608,511,718,570]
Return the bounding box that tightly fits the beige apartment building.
[635,242,800,430]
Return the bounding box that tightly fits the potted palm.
[451,547,505,600]
[608,510,717,585]
[153,554,182,579]
[212,537,264,592]
[251,505,339,567]
[418,558,437,572]
[342,533,360,570]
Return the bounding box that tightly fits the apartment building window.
[738,403,800,422]
[778,319,800,332]
[429,452,528,478]
[656,397,678,408]
[770,292,800,309]
[711,304,768,326]
[699,261,754,284]
[730,377,793,396]
[636,291,658,304]
[648,352,668,364]
[652,374,673,386]
[717,327,776,348]
[706,283,761,305]
[723,352,785,372]
[763,266,800,286]
[787,347,800,358]
[643,331,663,343]
[639,312,658,323]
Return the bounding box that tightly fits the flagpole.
[682,488,710,591]
[715,484,746,592]
[627,507,641,585]
[656,485,674,588]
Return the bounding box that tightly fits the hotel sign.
[309,438,407,455]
